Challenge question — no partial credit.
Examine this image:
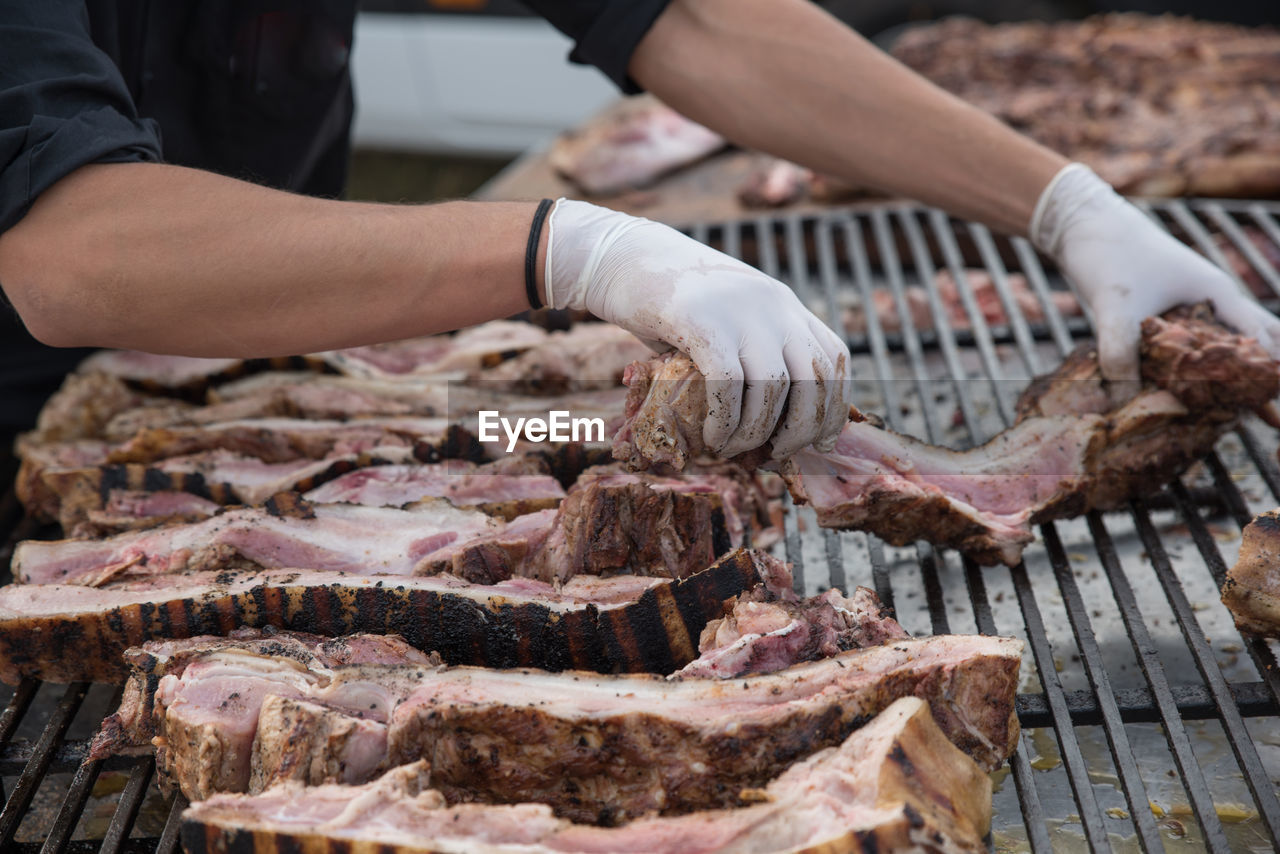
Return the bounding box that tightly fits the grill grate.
[2,198,1280,852]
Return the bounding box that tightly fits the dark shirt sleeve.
[0,1,161,234]
[518,0,674,93]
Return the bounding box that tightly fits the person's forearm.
[0,163,543,355]
[631,0,1068,236]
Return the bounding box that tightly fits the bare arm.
[630,0,1068,236]
[0,163,544,354]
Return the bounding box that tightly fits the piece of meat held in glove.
[614,304,1280,565]
[1222,510,1280,637]
[93,622,1018,812]
[180,697,992,854]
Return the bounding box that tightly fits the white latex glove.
[1032,163,1280,387]
[545,198,851,458]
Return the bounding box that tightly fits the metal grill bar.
[838,212,1056,848]
[962,559,1054,853]
[1131,500,1280,844]
[904,211,1118,850]
[1087,511,1234,850]
[0,683,90,849]
[98,760,155,854]
[1015,680,1279,726]
[1039,523,1164,851]
[978,212,1236,848]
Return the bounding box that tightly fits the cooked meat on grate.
[1222,510,1280,637]
[841,270,1083,336]
[90,628,436,764]
[302,457,565,515]
[13,497,498,587]
[94,622,1018,813]
[181,697,992,854]
[891,15,1280,199]
[679,583,908,678]
[318,320,550,379]
[736,155,867,209]
[82,489,222,536]
[16,418,484,522]
[575,462,781,549]
[48,454,566,538]
[416,480,730,585]
[19,373,153,448]
[616,305,1279,565]
[470,323,653,395]
[75,350,256,392]
[0,549,779,684]
[39,446,416,535]
[15,474,730,587]
[548,95,727,196]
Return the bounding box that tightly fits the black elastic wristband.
[525,198,553,311]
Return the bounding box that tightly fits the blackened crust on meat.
[539,444,617,489]
[122,355,334,402]
[263,493,315,520]
[419,424,486,465]
[0,551,769,684]
[40,452,423,535]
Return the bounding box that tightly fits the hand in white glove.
[545,199,851,458]
[1032,163,1280,387]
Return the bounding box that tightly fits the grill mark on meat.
[0,551,772,684]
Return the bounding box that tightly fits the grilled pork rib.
[615,305,1280,565]
[181,697,992,854]
[0,550,779,684]
[14,475,731,588]
[96,626,1019,814]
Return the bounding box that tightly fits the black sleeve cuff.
[569,0,673,93]
[520,0,674,94]
[0,107,161,234]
